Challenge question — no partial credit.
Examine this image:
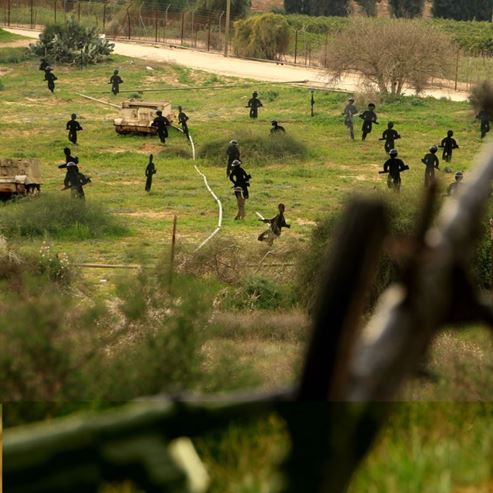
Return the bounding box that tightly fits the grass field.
[1,30,493,493]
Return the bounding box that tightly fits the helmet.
[114,69,119,74]
[455,171,463,180]
[63,147,70,154]
[368,103,376,108]
[389,149,398,157]
[271,120,278,125]
[429,145,438,153]
[388,121,394,128]
[447,130,454,137]
[71,113,77,119]
[229,140,238,145]
[231,159,241,167]
[66,161,77,167]
[156,110,162,116]
[348,97,355,102]
[252,91,258,97]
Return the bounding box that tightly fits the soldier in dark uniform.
[66,113,83,145]
[258,203,291,246]
[447,171,463,196]
[421,145,440,188]
[226,140,240,177]
[270,120,286,134]
[39,58,49,71]
[62,147,78,166]
[145,154,156,192]
[360,103,378,141]
[109,69,123,95]
[440,130,459,163]
[229,159,251,220]
[247,91,263,119]
[178,106,190,140]
[44,67,57,93]
[382,149,409,192]
[343,97,358,140]
[476,110,490,139]
[151,110,170,143]
[380,122,401,154]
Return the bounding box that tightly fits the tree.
[355,0,378,16]
[325,19,453,96]
[233,13,290,60]
[432,0,493,21]
[29,19,114,65]
[283,0,349,16]
[389,0,424,17]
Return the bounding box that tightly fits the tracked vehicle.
[0,158,41,201]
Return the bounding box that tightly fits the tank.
[0,158,41,201]
[113,100,173,135]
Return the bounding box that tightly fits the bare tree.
[325,19,453,95]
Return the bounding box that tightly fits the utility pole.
[224,0,231,57]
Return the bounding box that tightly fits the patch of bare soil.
[0,39,31,48]
[139,143,164,154]
[116,210,173,219]
[0,67,12,76]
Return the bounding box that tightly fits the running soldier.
[381,149,409,192]
[229,159,251,220]
[247,91,263,119]
[66,113,83,145]
[421,145,440,188]
[151,110,171,143]
[44,66,57,93]
[447,171,463,196]
[380,122,401,154]
[270,120,286,134]
[440,130,459,163]
[145,154,156,192]
[226,140,240,177]
[39,58,49,71]
[109,70,123,95]
[360,103,378,141]
[258,203,291,246]
[178,106,190,140]
[476,110,490,139]
[343,97,358,140]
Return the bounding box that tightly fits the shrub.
[199,131,307,164]
[0,194,127,240]
[233,13,290,60]
[29,18,114,65]
[325,18,453,95]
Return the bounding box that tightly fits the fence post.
[180,11,184,45]
[7,0,11,26]
[127,9,131,39]
[77,0,80,21]
[54,0,56,23]
[191,9,194,46]
[294,30,298,64]
[30,0,34,28]
[154,9,158,42]
[169,215,177,288]
[207,20,211,51]
[324,33,328,68]
[455,49,460,91]
[103,1,107,32]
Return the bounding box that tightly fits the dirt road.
[6,27,470,102]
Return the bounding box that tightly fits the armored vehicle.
[113,100,173,135]
[0,158,41,201]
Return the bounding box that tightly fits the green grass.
[0,28,27,42]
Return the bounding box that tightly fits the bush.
[199,131,307,164]
[0,194,127,240]
[29,18,114,65]
[233,13,290,60]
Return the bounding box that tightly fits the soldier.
[380,122,401,154]
[258,203,291,246]
[66,113,83,145]
[39,58,49,71]
[178,105,190,140]
[343,97,358,140]
[421,145,440,188]
[447,171,463,196]
[62,147,79,165]
[226,140,240,177]
[440,130,459,163]
[109,69,123,95]
[229,159,251,220]
[44,66,57,93]
[381,149,409,192]
[151,110,171,143]
[145,154,156,192]
[60,161,88,199]
[360,103,378,141]
[270,120,286,134]
[246,91,263,119]
[476,109,490,139]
